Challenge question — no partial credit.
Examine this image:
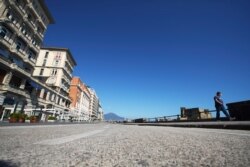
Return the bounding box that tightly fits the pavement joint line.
[0,124,91,129]
[34,130,105,145]
[33,125,109,145]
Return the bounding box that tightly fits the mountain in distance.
[104,112,125,121]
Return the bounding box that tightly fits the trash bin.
[226,100,250,121]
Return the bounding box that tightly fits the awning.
[29,80,42,89]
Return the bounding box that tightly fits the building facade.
[98,103,104,121]
[88,87,99,120]
[33,47,77,121]
[69,77,90,121]
[0,0,54,121]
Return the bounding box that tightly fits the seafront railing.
[132,109,228,123]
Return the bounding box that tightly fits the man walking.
[214,92,234,121]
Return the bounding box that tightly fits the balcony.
[37,97,49,105]
[23,15,36,31]
[16,31,31,46]
[33,30,43,41]
[63,68,73,80]
[23,57,36,67]
[0,56,12,67]
[0,56,12,68]
[62,75,70,85]
[46,77,56,86]
[29,42,39,53]
[38,31,44,39]
[27,3,47,29]
[9,0,26,16]
[53,103,69,112]
[16,33,37,53]
[33,78,55,94]
[10,63,31,77]
[10,47,26,59]
[5,18,20,34]
[10,28,38,54]
[0,84,30,98]
[61,86,69,94]
[0,37,12,49]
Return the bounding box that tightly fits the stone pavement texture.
[0,123,250,167]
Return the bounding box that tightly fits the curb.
[124,121,250,130]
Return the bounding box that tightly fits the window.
[43,91,47,100]
[0,46,9,58]
[50,94,53,101]
[37,26,40,33]
[6,12,17,24]
[9,75,22,88]
[21,27,26,35]
[6,12,12,20]
[41,15,45,22]
[33,2,38,10]
[42,59,46,66]
[21,27,28,37]
[28,13,36,27]
[51,69,57,76]
[36,41,40,47]
[39,69,44,76]
[32,39,36,45]
[28,51,33,59]
[54,60,60,66]
[0,26,7,38]
[16,0,25,12]
[43,52,48,66]
[27,14,32,20]
[55,60,59,65]
[40,27,45,34]
[24,66,31,73]
[16,41,22,51]
[31,38,40,47]
[45,52,49,58]
[28,49,36,60]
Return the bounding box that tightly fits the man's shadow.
[0,160,19,167]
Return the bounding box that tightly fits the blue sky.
[44,0,250,119]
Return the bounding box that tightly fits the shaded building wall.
[180,107,212,120]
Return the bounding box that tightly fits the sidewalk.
[124,121,250,130]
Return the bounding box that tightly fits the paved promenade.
[0,123,250,167]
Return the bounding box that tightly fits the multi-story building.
[0,0,54,121]
[69,77,91,121]
[88,87,99,120]
[33,47,77,121]
[98,103,104,121]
